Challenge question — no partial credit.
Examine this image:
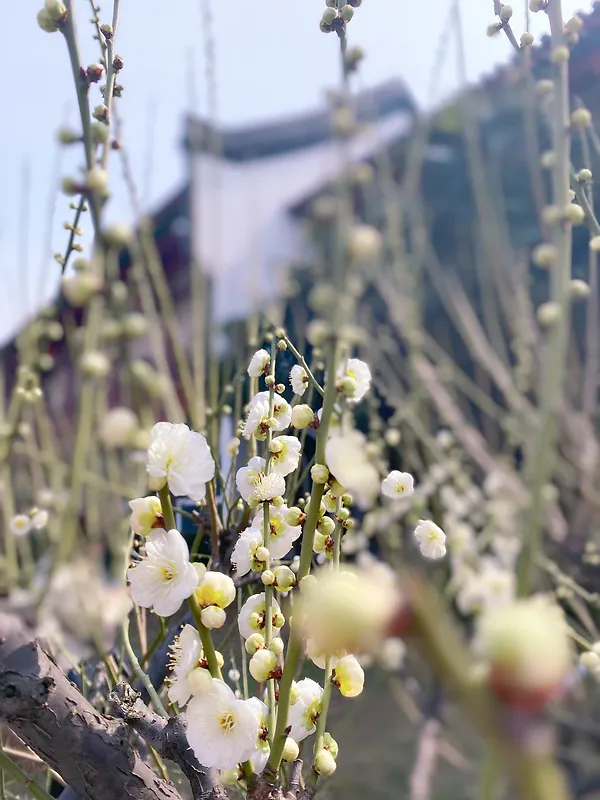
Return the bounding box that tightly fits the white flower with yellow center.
[146,422,215,502]
[381,471,414,499]
[246,696,270,774]
[290,365,308,396]
[185,679,259,769]
[167,624,209,707]
[246,392,292,437]
[238,593,284,640]
[231,528,265,577]
[269,436,302,477]
[325,429,379,509]
[195,571,236,610]
[336,358,371,403]
[414,520,447,560]
[127,528,198,617]
[252,505,301,559]
[287,678,323,742]
[247,349,270,378]
[236,457,266,502]
[9,515,32,537]
[248,473,286,507]
[332,655,364,697]
[129,496,163,536]
[242,396,271,439]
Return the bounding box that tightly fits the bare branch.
[0,612,181,800]
[110,682,227,800]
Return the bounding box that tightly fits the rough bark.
[0,612,181,800]
[111,682,227,800]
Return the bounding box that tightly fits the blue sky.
[0,0,589,344]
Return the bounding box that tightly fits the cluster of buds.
[320,1,361,33]
[37,0,67,32]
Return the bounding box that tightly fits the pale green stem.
[0,748,54,800]
[122,619,169,718]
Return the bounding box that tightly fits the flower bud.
[590,236,600,253]
[570,279,591,300]
[93,103,108,121]
[270,637,285,655]
[314,749,337,776]
[532,243,557,269]
[187,666,213,695]
[282,737,300,762]
[577,168,593,183]
[322,7,337,23]
[536,79,554,95]
[323,733,339,758]
[44,0,67,20]
[200,605,226,629]
[541,205,563,226]
[318,515,336,536]
[340,4,355,21]
[37,9,59,31]
[537,301,562,327]
[286,506,305,526]
[274,565,296,592]
[104,222,132,248]
[58,127,80,144]
[311,464,329,484]
[499,4,512,20]
[261,570,275,586]
[572,107,592,129]
[348,224,382,261]
[551,46,570,64]
[256,546,270,563]
[245,633,265,654]
[85,167,109,197]
[80,350,110,378]
[220,770,240,787]
[100,406,138,448]
[563,203,585,225]
[291,404,315,429]
[520,31,534,46]
[249,649,279,682]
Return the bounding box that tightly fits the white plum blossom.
[185,679,259,769]
[337,358,371,402]
[129,496,163,536]
[236,457,266,502]
[9,515,32,537]
[244,392,292,440]
[167,624,205,706]
[127,528,198,617]
[287,678,323,742]
[242,396,271,439]
[146,422,215,502]
[238,592,284,640]
[269,436,302,477]
[381,471,415,499]
[414,520,447,560]
[248,473,286,507]
[31,509,49,530]
[290,365,308,396]
[325,429,379,509]
[231,528,265,577]
[247,349,271,378]
[246,696,270,774]
[252,505,302,559]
